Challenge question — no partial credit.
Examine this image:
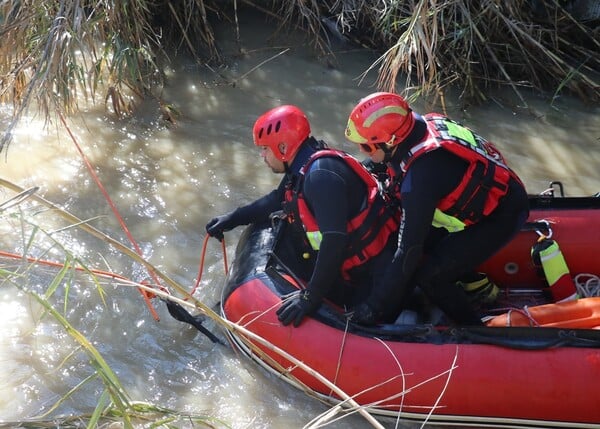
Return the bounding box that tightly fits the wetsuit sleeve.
[301,161,352,300]
[368,150,465,313]
[229,189,281,224]
[225,178,286,225]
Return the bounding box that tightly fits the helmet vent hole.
[275,121,281,132]
[267,124,272,135]
[258,128,263,138]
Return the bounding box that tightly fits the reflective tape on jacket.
[397,113,518,228]
[284,149,400,277]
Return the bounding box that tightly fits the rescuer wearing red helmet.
[206,105,399,327]
[345,92,529,326]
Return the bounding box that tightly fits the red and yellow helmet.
[345,92,415,152]
[253,105,310,162]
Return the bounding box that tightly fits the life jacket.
[393,113,521,231]
[283,149,399,279]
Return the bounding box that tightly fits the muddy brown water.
[1,9,599,429]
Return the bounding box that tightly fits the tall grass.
[238,1,599,104]
[299,0,599,105]
[0,185,228,428]
[1,0,598,152]
[0,0,219,152]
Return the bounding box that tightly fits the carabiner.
[534,219,553,240]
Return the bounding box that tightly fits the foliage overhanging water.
[1,9,599,429]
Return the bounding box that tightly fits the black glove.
[351,302,379,326]
[205,213,237,241]
[276,290,321,327]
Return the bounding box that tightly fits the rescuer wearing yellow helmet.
[345,92,529,325]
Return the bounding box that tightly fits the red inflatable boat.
[220,186,600,428]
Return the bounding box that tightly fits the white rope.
[574,273,600,298]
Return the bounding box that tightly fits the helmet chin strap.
[381,137,398,162]
[382,147,396,162]
[283,161,291,174]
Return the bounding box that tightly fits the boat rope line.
[0,249,135,283]
[505,306,540,327]
[60,109,230,328]
[58,111,161,321]
[163,235,229,344]
[575,273,600,297]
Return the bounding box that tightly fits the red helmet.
[346,92,415,148]
[253,105,310,162]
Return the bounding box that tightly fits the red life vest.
[395,113,521,228]
[284,149,399,279]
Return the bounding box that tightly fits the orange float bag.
[486,297,600,329]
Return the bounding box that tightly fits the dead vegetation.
[1,0,598,152]
[278,0,599,104]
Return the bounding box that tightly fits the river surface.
[1,8,599,429]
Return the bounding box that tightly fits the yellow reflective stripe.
[364,105,408,127]
[539,241,570,285]
[345,119,368,144]
[306,231,322,250]
[446,122,476,146]
[462,277,489,292]
[431,209,466,232]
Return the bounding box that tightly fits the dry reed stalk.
[0,1,159,151]
[129,283,387,429]
[163,0,221,61]
[0,0,225,152]
[3,0,597,155]
[242,0,335,61]
[0,176,383,428]
[321,0,599,103]
[303,340,460,428]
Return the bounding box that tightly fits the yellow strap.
[432,208,466,232]
[446,122,476,146]
[306,231,322,250]
[539,241,570,285]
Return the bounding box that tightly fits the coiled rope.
[574,273,600,298]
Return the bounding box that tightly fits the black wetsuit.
[366,116,530,325]
[208,137,394,314]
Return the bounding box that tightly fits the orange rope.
[188,235,209,298]
[221,239,229,275]
[0,250,132,283]
[58,112,161,321]
[188,236,229,299]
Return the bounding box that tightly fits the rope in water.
[58,111,161,320]
[0,249,140,285]
[58,111,231,311]
[187,234,229,299]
